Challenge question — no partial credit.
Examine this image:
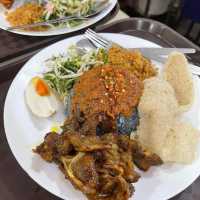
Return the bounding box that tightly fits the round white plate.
[0,0,117,36]
[4,33,200,200]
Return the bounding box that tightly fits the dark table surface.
[1,17,200,200]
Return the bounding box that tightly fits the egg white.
[25,78,58,118]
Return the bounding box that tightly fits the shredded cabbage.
[39,0,96,28]
[43,46,107,100]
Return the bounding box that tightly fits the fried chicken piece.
[117,135,163,171]
[56,134,73,156]
[133,147,163,171]
[120,151,140,182]
[67,133,111,152]
[34,132,162,200]
[33,132,60,162]
[98,174,117,197]
[113,176,131,200]
[129,139,162,171]
[101,134,140,182]
[0,0,13,9]
[34,132,110,160]
[61,153,98,195]
[86,172,132,200]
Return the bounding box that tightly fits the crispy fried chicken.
[34,132,162,200]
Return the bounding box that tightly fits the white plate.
[4,33,200,200]
[0,0,117,36]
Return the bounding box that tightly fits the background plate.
[0,0,117,36]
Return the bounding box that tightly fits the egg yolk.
[50,126,59,133]
[35,79,50,96]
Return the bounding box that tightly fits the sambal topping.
[108,46,157,81]
[100,65,144,118]
[70,65,143,135]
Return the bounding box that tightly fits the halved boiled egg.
[25,77,58,118]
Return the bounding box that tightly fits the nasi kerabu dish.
[24,43,199,200]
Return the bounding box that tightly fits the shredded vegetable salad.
[38,0,97,28]
[43,46,107,100]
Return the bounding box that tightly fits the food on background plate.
[6,2,45,29]
[25,77,58,117]
[0,0,14,9]
[34,132,162,200]
[163,51,194,111]
[137,52,199,164]
[6,0,107,31]
[42,0,99,21]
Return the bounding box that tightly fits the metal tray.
[0,18,199,200]
[97,17,199,48]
